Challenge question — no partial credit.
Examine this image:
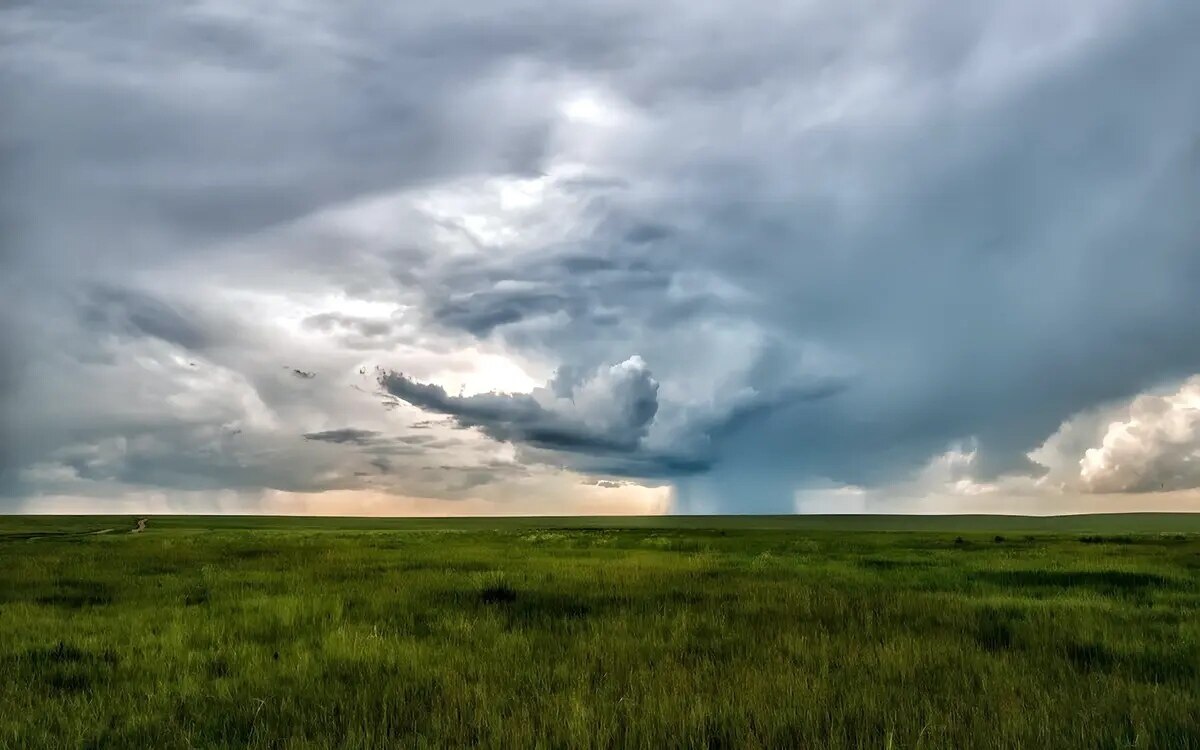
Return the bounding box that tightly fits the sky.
[1,0,1198,516]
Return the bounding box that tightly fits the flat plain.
[2,514,1199,748]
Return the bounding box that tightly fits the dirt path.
[131,518,147,533]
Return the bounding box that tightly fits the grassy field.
[1,515,1198,748]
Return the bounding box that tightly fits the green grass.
[2,515,1199,748]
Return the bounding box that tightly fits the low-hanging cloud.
[302,428,382,446]
[379,356,659,454]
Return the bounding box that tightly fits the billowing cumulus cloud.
[380,356,660,455]
[380,353,847,483]
[1080,383,1200,494]
[1030,377,1200,495]
[2,0,1199,513]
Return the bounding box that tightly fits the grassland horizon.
[6,511,1200,533]
[3,513,1198,748]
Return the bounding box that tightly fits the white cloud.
[793,377,1200,513]
[1034,376,1200,494]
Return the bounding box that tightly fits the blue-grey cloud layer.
[2,0,1198,511]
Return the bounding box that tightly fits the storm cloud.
[380,356,659,454]
[302,428,381,446]
[2,0,1198,513]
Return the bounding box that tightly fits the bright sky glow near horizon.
[2,0,1199,515]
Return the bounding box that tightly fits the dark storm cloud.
[379,356,659,454]
[302,428,381,445]
[431,291,578,337]
[0,310,22,492]
[381,361,847,479]
[418,233,675,341]
[389,2,1200,509]
[0,0,644,261]
[302,313,395,339]
[2,0,1198,511]
[35,424,367,495]
[80,286,212,351]
[622,224,673,246]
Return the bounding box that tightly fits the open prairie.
[2,515,1199,748]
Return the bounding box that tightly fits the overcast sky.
[2,0,1198,515]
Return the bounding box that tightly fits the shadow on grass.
[974,606,1025,652]
[973,570,1173,594]
[1061,640,1199,684]
[414,582,600,630]
[1064,641,1116,672]
[36,579,115,608]
[400,559,495,574]
[11,642,119,694]
[479,581,517,604]
[859,558,933,572]
[1129,646,1198,684]
[478,584,595,625]
[23,642,118,667]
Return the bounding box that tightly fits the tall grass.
[1,520,1198,748]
